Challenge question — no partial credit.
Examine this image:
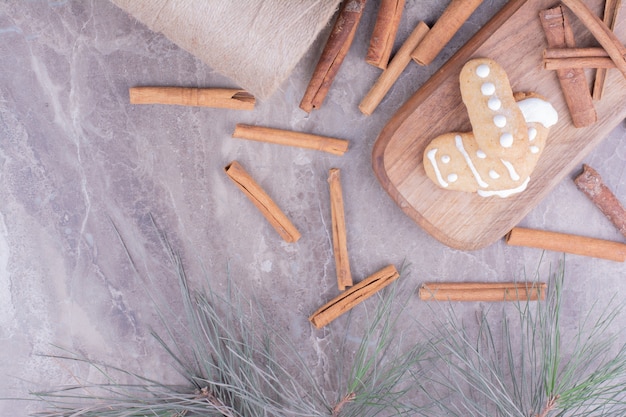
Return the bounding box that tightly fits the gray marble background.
[1,1,625,415]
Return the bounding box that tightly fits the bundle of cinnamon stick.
[360,0,485,115]
[592,0,623,99]
[540,0,625,126]
[303,0,485,115]
[539,5,596,127]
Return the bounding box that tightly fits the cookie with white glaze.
[423,59,558,198]
[460,58,530,159]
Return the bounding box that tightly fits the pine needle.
[417,260,626,417]
[29,226,428,417]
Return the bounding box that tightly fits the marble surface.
[1,1,625,415]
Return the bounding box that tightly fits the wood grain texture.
[372,0,626,250]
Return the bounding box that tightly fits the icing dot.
[476,150,487,159]
[488,97,501,111]
[528,127,537,141]
[476,64,490,78]
[489,169,500,179]
[481,82,496,96]
[447,173,458,182]
[441,155,451,163]
[500,133,514,148]
[530,145,540,154]
[493,115,507,128]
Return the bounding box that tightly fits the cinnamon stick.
[232,124,349,156]
[543,56,616,70]
[544,47,610,59]
[593,0,623,100]
[574,164,626,239]
[366,0,406,69]
[543,47,626,68]
[225,161,301,243]
[129,87,255,110]
[419,282,546,302]
[359,21,430,115]
[300,0,367,112]
[539,6,597,128]
[309,265,399,328]
[561,0,626,79]
[505,227,626,262]
[328,169,352,291]
[410,0,484,66]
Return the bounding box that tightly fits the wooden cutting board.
[372,0,626,250]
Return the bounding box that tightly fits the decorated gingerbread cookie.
[423,58,558,198]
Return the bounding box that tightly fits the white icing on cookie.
[476,150,487,159]
[427,148,448,187]
[441,155,451,163]
[489,170,500,179]
[447,173,458,182]
[500,133,514,148]
[488,97,501,111]
[476,64,490,78]
[477,177,530,198]
[530,145,539,154]
[517,98,558,127]
[501,159,520,181]
[493,115,507,128]
[455,135,488,188]
[481,82,496,96]
[528,127,537,141]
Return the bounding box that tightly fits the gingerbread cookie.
[423,58,558,198]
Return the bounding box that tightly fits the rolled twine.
[110,0,342,99]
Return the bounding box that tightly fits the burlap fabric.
[111,0,342,99]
